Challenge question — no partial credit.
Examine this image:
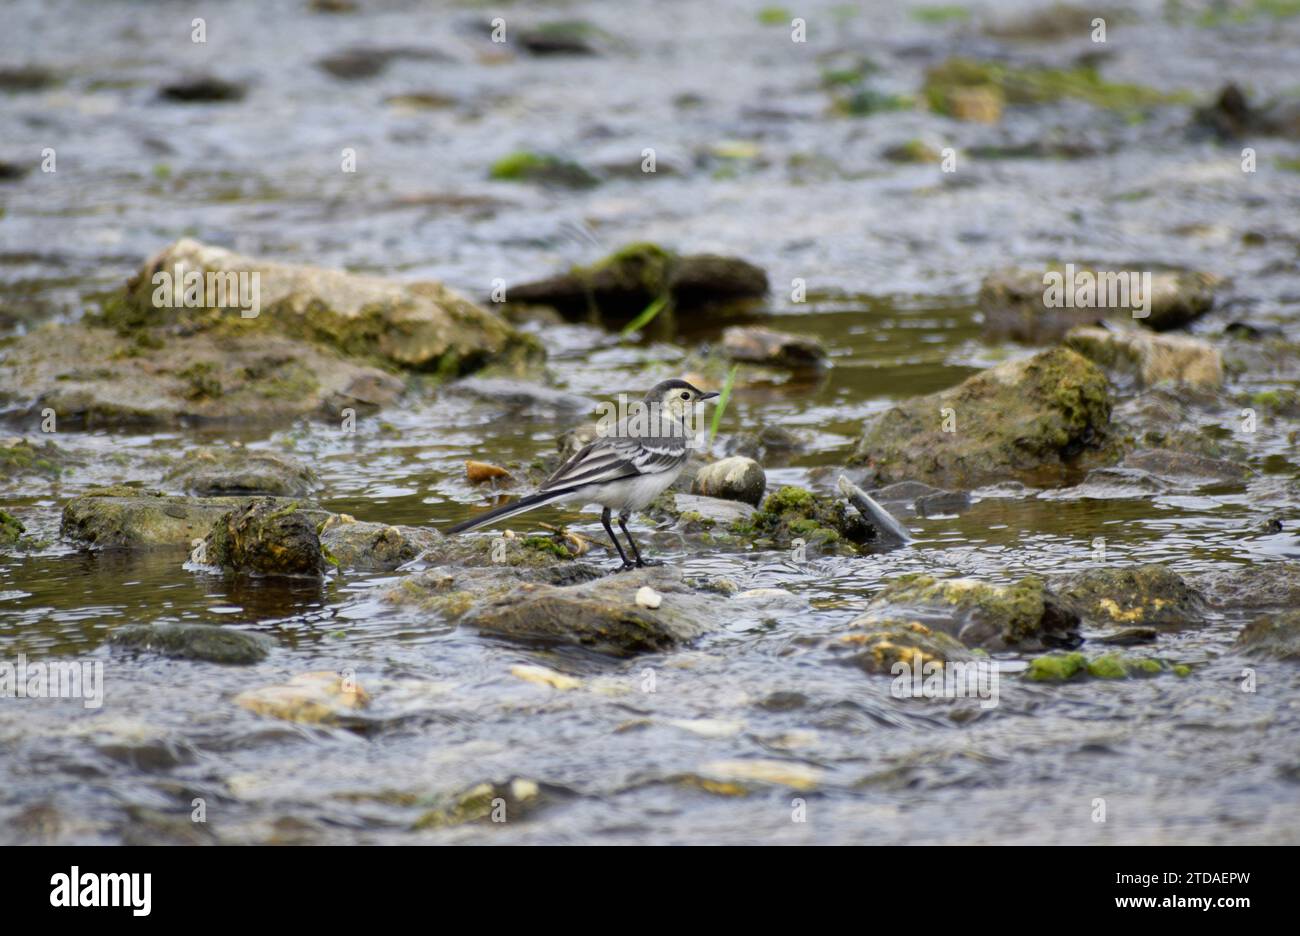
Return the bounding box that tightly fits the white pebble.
[635,586,662,609]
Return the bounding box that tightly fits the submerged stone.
[235,671,370,724]
[852,347,1113,488]
[1192,562,1300,610]
[110,623,273,665]
[1233,610,1300,661]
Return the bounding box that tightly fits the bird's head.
[644,378,720,422]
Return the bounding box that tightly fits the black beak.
[700,391,721,401]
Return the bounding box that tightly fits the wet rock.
[656,492,757,533]
[110,623,272,664]
[690,759,821,793]
[1048,564,1208,630]
[1065,325,1223,389]
[317,45,452,81]
[1233,610,1300,661]
[720,326,827,369]
[984,5,1126,41]
[979,267,1217,342]
[1191,562,1300,610]
[864,480,970,516]
[1119,449,1250,485]
[507,243,768,323]
[691,456,766,506]
[852,347,1113,488]
[158,75,246,103]
[203,499,326,577]
[95,238,537,376]
[518,21,612,56]
[864,574,1080,651]
[0,436,66,479]
[235,671,370,724]
[1192,83,1300,141]
[882,139,942,163]
[0,322,404,429]
[413,778,542,829]
[444,377,596,415]
[164,447,317,496]
[724,425,809,464]
[0,65,58,92]
[488,151,601,189]
[832,616,977,674]
[1110,390,1247,461]
[61,488,314,549]
[1027,651,1190,681]
[463,567,718,656]
[319,518,439,572]
[734,485,875,554]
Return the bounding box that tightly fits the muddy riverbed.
[2,0,1299,844]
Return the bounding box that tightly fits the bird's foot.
[613,561,637,573]
[634,558,663,568]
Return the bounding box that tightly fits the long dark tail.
[445,486,580,535]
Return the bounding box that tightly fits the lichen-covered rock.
[721,326,827,369]
[732,485,875,554]
[1026,651,1190,681]
[320,518,439,571]
[979,267,1217,342]
[692,456,767,506]
[1233,610,1300,661]
[462,567,718,656]
[110,623,273,664]
[97,238,539,375]
[61,488,314,549]
[1192,562,1300,610]
[507,243,767,323]
[1066,325,1223,389]
[865,574,1079,651]
[164,447,318,496]
[831,615,977,673]
[203,498,326,576]
[0,323,403,429]
[852,347,1113,488]
[1048,564,1208,630]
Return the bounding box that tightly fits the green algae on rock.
[1049,564,1209,630]
[95,238,541,376]
[852,347,1113,488]
[0,509,24,547]
[488,151,601,188]
[1027,651,1191,681]
[865,573,1080,651]
[731,484,874,554]
[0,322,404,429]
[832,615,977,674]
[506,242,768,323]
[0,436,67,479]
[204,498,326,577]
[110,622,273,665]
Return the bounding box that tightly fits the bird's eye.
[680,391,691,400]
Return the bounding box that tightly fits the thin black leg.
[602,507,632,568]
[618,513,647,567]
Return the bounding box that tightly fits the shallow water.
[2,0,1299,844]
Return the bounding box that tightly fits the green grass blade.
[708,364,739,446]
[620,294,669,337]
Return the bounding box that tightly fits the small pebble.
[635,586,662,609]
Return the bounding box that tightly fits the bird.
[445,378,720,568]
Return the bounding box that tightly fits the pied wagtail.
[446,379,719,568]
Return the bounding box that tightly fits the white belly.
[563,469,682,514]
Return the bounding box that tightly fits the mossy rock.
[866,573,1080,651]
[1027,651,1191,681]
[204,498,326,577]
[488,151,600,188]
[731,485,873,554]
[90,238,541,377]
[110,623,273,664]
[0,436,68,479]
[0,509,25,546]
[319,518,440,572]
[507,243,768,323]
[61,490,317,549]
[1049,564,1208,630]
[852,347,1114,488]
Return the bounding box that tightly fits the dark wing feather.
[541,428,687,492]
